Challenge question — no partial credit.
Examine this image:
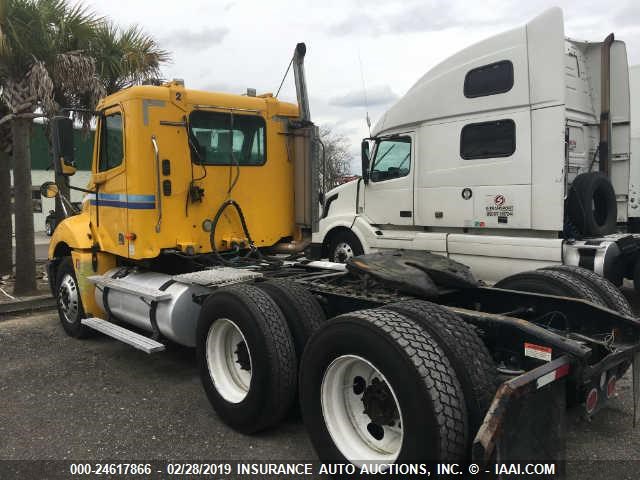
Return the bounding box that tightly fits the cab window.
[98,113,124,171]
[189,110,266,165]
[370,137,411,182]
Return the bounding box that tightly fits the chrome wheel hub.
[58,274,79,323]
[334,242,355,263]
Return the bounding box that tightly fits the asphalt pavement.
[1,304,639,479]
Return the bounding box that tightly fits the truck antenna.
[275,56,294,99]
[358,48,372,136]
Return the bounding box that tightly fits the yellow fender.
[48,212,116,319]
[47,212,93,259]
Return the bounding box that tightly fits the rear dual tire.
[383,300,498,444]
[496,266,633,317]
[196,281,325,433]
[541,265,633,317]
[196,284,297,433]
[300,308,469,466]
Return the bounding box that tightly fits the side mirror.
[361,139,370,184]
[51,116,76,176]
[40,181,59,198]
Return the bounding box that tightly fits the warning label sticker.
[524,342,552,362]
[485,194,514,217]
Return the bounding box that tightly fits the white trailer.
[631,65,640,227]
[312,8,640,288]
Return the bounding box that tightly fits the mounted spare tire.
[566,172,617,236]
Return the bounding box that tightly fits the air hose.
[209,199,283,269]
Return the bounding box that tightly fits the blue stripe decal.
[89,200,156,210]
[88,193,156,209]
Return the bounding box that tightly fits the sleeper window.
[460,120,515,160]
[464,60,514,98]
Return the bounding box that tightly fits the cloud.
[328,1,475,36]
[613,3,640,27]
[162,27,229,49]
[329,85,398,108]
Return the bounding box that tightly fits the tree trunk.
[11,117,37,296]
[0,151,13,275]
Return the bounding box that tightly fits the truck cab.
[47,75,318,319]
[313,7,640,288]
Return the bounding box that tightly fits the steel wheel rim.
[58,274,79,323]
[321,354,404,466]
[334,242,354,262]
[206,318,252,403]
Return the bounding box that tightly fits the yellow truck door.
[89,107,130,257]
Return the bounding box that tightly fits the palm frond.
[91,21,171,94]
[27,60,55,115]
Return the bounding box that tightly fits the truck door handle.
[151,135,162,233]
[400,211,412,218]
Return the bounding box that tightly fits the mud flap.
[496,378,566,462]
[473,356,570,478]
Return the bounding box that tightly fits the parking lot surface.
[1,310,639,478]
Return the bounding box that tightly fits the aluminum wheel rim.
[206,318,252,403]
[58,274,79,323]
[334,242,354,262]
[321,355,404,466]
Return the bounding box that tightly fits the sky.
[84,0,640,172]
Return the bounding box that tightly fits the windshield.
[370,137,411,182]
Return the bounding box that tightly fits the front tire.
[55,257,91,338]
[328,230,364,263]
[300,308,467,465]
[196,284,297,433]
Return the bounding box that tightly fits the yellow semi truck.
[45,41,640,468]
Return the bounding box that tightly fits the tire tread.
[384,300,498,442]
[340,308,468,460]
[542,265,633,317]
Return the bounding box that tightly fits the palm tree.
[91,21,170,95]
[0,0,104,295]
[48,20,170,222]
[0,104,11,276]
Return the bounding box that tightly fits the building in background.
[13,121,94,233]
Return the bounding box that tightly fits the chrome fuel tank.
[94,268,210,347]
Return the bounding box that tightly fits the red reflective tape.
[536,363,571,389]
[524,342,552,361]
[524,342,552,353]
[555,363,570,379]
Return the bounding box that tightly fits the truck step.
[87,275,172,301]
[81,317,166,354]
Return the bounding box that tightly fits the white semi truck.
[312,8,640,290]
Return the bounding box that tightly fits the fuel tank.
[94,268,210,347]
